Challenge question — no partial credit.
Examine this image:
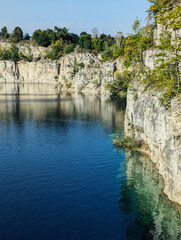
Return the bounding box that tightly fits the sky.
[0,0,151,36]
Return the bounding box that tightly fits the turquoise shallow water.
[0,84,181,240]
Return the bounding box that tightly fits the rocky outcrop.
[143,49,158,70]
[0,52,124,93]
[125,82,181,205]
[0,39,46,60]
[0,60,59,83]
[57,53,119,93]
[124,20,181,205]
[154,23,181,47]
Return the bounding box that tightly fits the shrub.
[0,26,10,39]
[105,71,132,96]
[63,44,74,54]
[46,40,63,60]
[79,62,85,68]
[113,136,143,150]
[9,44,20,61]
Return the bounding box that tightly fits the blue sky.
[0,0,150,36]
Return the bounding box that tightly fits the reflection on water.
[0,83,125,132]
[0,83,181,240]
[0,83,128,240]
[121,151,181,240]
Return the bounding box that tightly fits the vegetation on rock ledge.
[113,136,143,150]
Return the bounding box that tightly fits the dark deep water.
[0,83,181,240]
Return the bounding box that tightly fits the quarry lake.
[0,83,181,240]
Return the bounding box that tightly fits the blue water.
[0,84,181,240]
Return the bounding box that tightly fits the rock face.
[0,60,59,83]
[0,52,123,93]
[125,82,181,205]
[154,23,181,47]
[124,21,181,206]
[0,39,46,60]
[143,49,158,70]
[57,53,119,93]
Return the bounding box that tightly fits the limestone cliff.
[0,51,125,93]
[123,17,181,205]
[125,82,181,205]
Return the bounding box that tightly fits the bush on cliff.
[113,136,143,150]
[0,44,33,62]
[46,40,75,59]
[63,44,74,54]
[105,70,132,97]
[46,40,63,60]
[79,34,92,50]
[0,44,20,61]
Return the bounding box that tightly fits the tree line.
[0,21,154,63]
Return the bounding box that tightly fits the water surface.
[0,83,181,240]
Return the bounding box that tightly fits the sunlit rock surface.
[125,83,181,205]
[0,51,121,94]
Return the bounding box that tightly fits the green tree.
[132,17,141,34]
[147,0,180,29]
[91,38,103,53]
[100,34,115,50]
[24,33,31,40]
[101,47,113,62]
[9,44,20,61]
[11,27,23,42]
[54,26,69,41]
[0,47,10,60]
[105,71,132,96]
[79,34,92,49]
[123,21,154,66]
[32,29,51,47]
[80,32,88,37]
[69,33,79,44]
[0,27,10,39]
[46,40,63,59]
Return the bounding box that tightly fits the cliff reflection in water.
[0,83,125,131]
[120,151,181,240]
